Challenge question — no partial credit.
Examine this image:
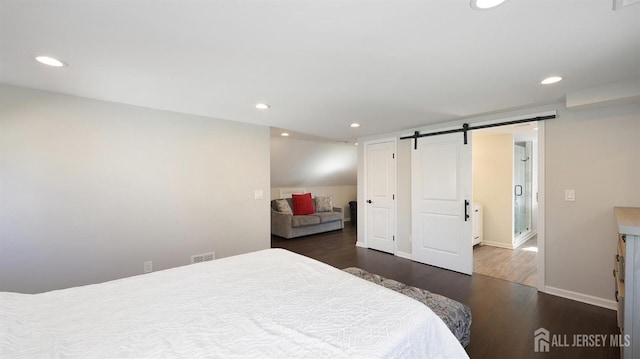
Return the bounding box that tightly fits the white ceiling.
[1,0,639,142]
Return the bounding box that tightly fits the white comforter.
[0,248,468,358]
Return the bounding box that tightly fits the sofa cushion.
[292,193,315,215]
[315,196,333,212]
[313,212,342,223]
[291,215,321,227]
[274,199,292,214]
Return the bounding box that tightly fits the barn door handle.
[464,200,470,222]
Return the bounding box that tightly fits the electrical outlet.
[144,261,153,273]
[564,189,576,202]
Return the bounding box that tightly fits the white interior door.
[411,132,472,275]
[365,139,396,254]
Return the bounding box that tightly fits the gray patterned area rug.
[342,267,472,347]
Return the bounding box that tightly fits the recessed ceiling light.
[355,142,358,146]
[281,132,289,137]
[541,76,563,85]
[35,55,67,67]
[350,123,361,128]
[255,103,270,110]
[470,0,507,10]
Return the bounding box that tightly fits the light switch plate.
[254,190,264,200]
[564,189,575,201]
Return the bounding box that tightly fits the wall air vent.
[191,252,216,264]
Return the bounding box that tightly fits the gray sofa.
[271,198,344,239]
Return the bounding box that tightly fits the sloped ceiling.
[270,136,357,187]
[1,0,639,142]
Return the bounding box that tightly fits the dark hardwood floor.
[272,222,620,359]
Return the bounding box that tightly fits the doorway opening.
[471,122,539,287]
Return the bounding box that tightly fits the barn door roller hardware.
[400,114,556,150]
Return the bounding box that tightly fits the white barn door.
[364,138,396,254]
[411,133,472,274]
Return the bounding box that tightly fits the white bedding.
[1,248,468,358]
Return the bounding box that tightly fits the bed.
[0,248,468,358]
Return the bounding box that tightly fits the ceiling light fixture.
[470,0,507,10]
[281,132,289,137]
[35,55,67,67]
[255,103,270,110]
[350,123,361,128]
[541,76,563,85]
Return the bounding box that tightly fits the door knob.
[367,200,373,204]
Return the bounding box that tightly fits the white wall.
[0,84,271,294]
[358,102,640,306]
[472,133,513,248]
[545,103,640,301]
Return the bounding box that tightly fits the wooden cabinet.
[615,234,626,337]
[472,203,483,246]
[614,207,640,359]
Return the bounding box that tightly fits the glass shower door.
[514,142,531,237]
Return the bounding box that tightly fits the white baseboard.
[354,242,411,259]
[544,286,617,310]
[483,234,536,250]
[513,230,536,249]
[481,240,514,249]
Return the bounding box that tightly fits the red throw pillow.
[292,193,315,215]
